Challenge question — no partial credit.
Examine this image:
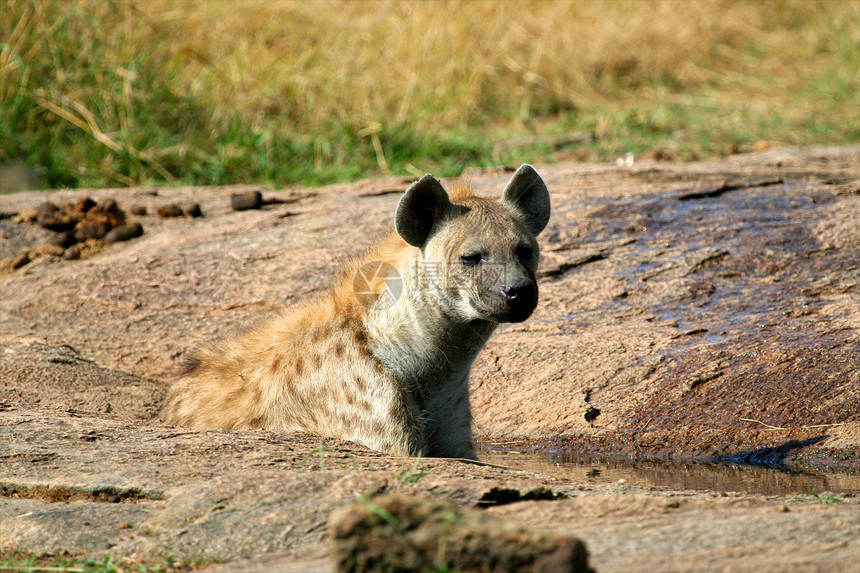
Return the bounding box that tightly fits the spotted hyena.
[162,165,551,459]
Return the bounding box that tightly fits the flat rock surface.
[1,147,858,571]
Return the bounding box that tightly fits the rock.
[156,204,184,218]
[36,211,76,232]
[584,406,601,423]
[129,204,147,216]
[0,148,859,573]
[32,244,65,258]
[51,231,77,248]
[36,201,59,213]
[74,223,111,242]
[76,197,97,213]
[104,223,144,243]
[183,203,203,218]
[63,245,81,260]
[475,486,566,508]
[328,494,593,573]
[1,192,138,266]
[12,206,39,223]
[96,198,119,213]
[231,191,263,211]
[8,253,29,269]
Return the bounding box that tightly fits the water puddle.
[477,446,860,497]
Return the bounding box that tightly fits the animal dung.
[2,195,145,272]
[231,190,263,211]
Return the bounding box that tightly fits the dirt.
[0,146,858,571]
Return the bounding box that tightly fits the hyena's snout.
[498,275,538,322]
[473,273,538,322]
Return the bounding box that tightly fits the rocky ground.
[1,146,858,571]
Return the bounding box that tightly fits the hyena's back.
[162,239,424,456]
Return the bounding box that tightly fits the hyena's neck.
[364,248,496,394]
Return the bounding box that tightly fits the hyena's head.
[395,165,550,323]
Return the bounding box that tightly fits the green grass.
[1,0,857,191]
[809,491,843,505]
[400,460,430,483]
[0,550,217,573]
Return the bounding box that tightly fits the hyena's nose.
[500,278,537,322]
[501,278,534,301]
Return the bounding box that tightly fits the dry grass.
[1,0,857,189]
[168,0,856,123]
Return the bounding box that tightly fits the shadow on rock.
[717,436,829,467]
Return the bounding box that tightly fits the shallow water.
[477,446,860,497]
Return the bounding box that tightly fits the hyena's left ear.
[502,164,551,236]
[395,174,456,247]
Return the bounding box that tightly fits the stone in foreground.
[329,494,593,573]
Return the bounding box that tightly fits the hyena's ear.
[395,174,455,247]
[501,164,551,236]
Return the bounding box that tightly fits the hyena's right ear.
[502,164,551,236]
[395,174,455,247]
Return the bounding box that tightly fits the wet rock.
[104,223,144,243]
[231,191,263,211]
[183,203,203,218]
[157,204,184,218]
[329,494,593,573]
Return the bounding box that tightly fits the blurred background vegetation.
[1,0,857,191]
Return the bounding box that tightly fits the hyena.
[162,165,550,459]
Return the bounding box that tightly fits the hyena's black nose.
[501,278,535,301]
[500,279,537,319]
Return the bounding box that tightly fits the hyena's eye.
[516,244,534,260]
[461,253,485,266]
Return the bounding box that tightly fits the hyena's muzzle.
[472,264,539,324]
[498,271,538,322]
